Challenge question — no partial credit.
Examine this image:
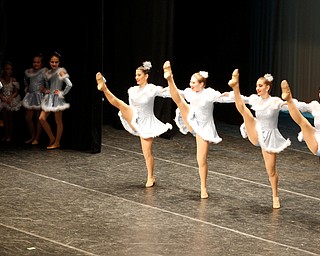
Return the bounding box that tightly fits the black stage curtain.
[0,0,103,153]
[1,0,266,150]
[100,1,176,138]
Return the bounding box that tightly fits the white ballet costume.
[174,87,233,143]
[294,100,320,156]
[241,94,291,153]
[118,83,172,138]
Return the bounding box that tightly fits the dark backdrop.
[0,0,253,152]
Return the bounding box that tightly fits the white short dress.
[242,94,291,153]
[174,87,233,143]
[294,100,320,156]
[118,83,172,138]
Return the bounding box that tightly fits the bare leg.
[96,72,135,131]
[261,150,280,208]
[140,137,156,187]
[281,80,318,155]
[33,110,42,144]
[228,69,258,145]
[6,111,13,141]
[25,109,35,143]
[39,111,55,146]
[196,135,209,199]
[47,111,63,149]
[163,61,193,132]
[1,109,8,140]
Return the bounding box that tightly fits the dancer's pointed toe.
[163,61,173,79]
[96,72,107,91]
[281,80,292,101]
[228,69,239,88]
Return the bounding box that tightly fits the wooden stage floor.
[0,113,319,255]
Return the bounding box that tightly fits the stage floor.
[0,113,319,256]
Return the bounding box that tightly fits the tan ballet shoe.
[273,196,280,209]
[145,177,156,188]
[163,61,173,79]
[47,143,60,150]
[96,72,107,91]
[280,80,292,101]
[25,138,34,144]
[47,137,55,147]
[228,69,239,88]
[31,139,39,145]
[201,188,208,199]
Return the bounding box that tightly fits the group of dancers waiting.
[0,52,73,149]
[96,60,320,209]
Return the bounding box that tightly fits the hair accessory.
[264,73,273,82]
[54,51,62,58]
[199,71,208,79]
[143,61,152,70]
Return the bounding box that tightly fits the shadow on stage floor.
[0,112,319,255]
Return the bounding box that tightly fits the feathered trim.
[41,103,70,112]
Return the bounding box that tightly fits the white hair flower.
[143,61,152,70]
[199,71,208,79]
[264,73,273,82]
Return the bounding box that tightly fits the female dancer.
[163,61,233,199]
[23,53,48,145]
[228,69,291,209]
[96,61,172,187]
[0,61,22,142]
[281,80,320,156]
[39,52,73,149]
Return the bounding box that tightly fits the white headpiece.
[143,61,152,70]
[264,73,273,82]
[199,71,208,79]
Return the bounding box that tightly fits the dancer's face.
[33,57,43,70]
[49,56,60,70]
[256,78,270,98]
[189,75,204,92]
[3,64,13,77]
[135,69,148,86]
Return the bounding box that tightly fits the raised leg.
[228,69,258,145]
[281,80,318,155]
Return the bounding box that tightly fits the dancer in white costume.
[96,61,172,188]
[163,61,233,199]
[281,80,320,156]
[228,69,291,209]
[23,53,48,145]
